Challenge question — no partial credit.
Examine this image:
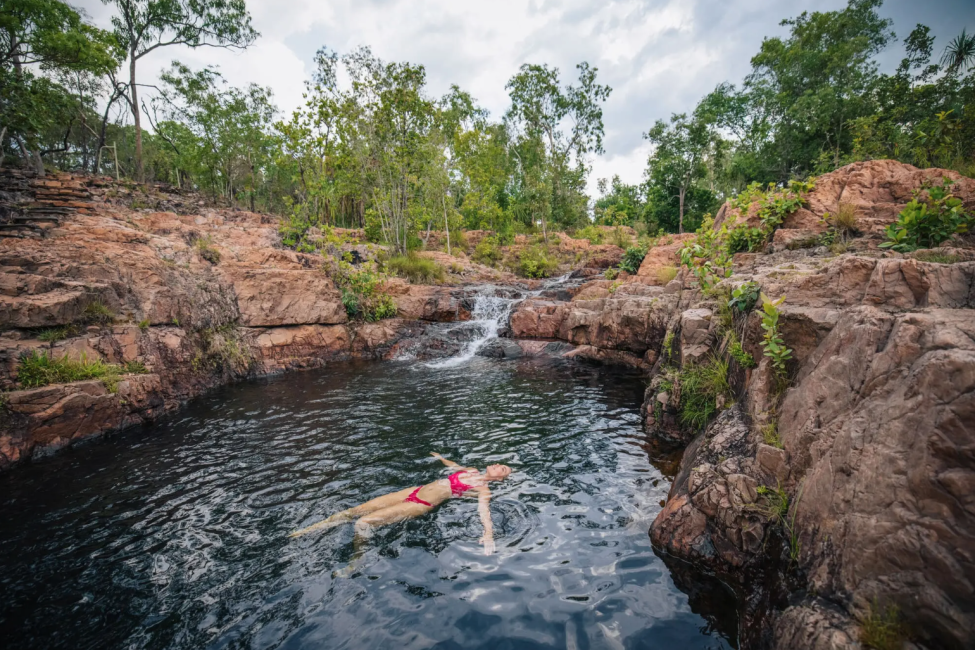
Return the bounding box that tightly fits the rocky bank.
[2,160,974,649]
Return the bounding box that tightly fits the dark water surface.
[0,358,736,649]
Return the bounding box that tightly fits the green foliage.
[37,326,75,342]
[859,601,905,650]
[643,112,721,234]
[505,61,612,231]
[913,250,963,264]
[677,356,730,431]
[759,293,792,375]
[730,339,756,369]
[385,252,445,284]
[728,281,760,313]
[609,226,631,249]
[333,262,397,322]
[594,175,644,227]
[516,246,558,279]
[618,245,648,274]
[762,420,782,447]
[755,484,789,522]
[678,215,733,292]
[727,224,766,254]
[17,349,124,392]
[81,301,115,325]
[880,178,973,252]
[473,235,503,266]
[657,265,678,284]
[138,319,150,331]
[124,360,148,374]
[574,224,605,244]
[604,267,619,281]
[195,234,221,264]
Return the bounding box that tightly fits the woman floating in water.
[290,453,512,557]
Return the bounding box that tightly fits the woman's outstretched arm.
[430,452,463,469]
[476,486,495,555]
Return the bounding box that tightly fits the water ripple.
[0,358,736,650]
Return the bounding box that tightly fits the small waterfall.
[425,274,578,369]
[425,291,520,368]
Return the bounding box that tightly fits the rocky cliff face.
[509,161,975,649]
[0,173,487,467]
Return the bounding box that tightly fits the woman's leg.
[337,501,432,575]
[289,487,418,538]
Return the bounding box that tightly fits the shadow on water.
[0,357,737,650]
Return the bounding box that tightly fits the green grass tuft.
[678,356,730,431]
[385,252,446,284]
[859,600,905,650]
[913,250,963,264]
[37,326,76,343]
[82,301,115,325]
[18,350,121,392]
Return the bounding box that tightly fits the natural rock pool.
[0,357,736,649]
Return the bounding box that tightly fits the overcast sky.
[76,0,974,194]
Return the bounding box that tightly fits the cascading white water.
[425,274,576,369]
[424,292,519,368]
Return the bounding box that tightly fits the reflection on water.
[0,357,736,649]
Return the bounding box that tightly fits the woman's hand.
[430,452,444,461]
[479,535,496,556]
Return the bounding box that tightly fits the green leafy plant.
[678,356,730,431]
[333,262,397,322]
[574,224,605,244]
[138,319,151,331]
[727,224,767,253]
[516,246,558,278]
[728,281,760,313]
[385,252,446,284]
[618,245,648,274]
[604,267,620,281]
[759,293,792,376]
[678,215,733,292]
[730,340,756,368]
[881,178,973,252]
[473,236,503,266]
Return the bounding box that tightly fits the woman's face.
[485,464,512,480]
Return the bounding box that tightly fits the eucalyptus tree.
[0,0,119,174]
[102,0,258,181]
[505,62,611,234]
[643,113,718,234]
[152,62,276,206]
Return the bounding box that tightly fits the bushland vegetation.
[2,0,973,249]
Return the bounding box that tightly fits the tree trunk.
[12,53,44,176]
[678,186,686,234]
[442,194,451,256]
[129,53,144,182]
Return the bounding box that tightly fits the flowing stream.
[0,354,737,650]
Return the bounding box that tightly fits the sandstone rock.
[224,267,347,327]
[778,306,975,649]
[680,308,713,364]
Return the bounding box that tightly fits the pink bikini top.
[449,471,475,496]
